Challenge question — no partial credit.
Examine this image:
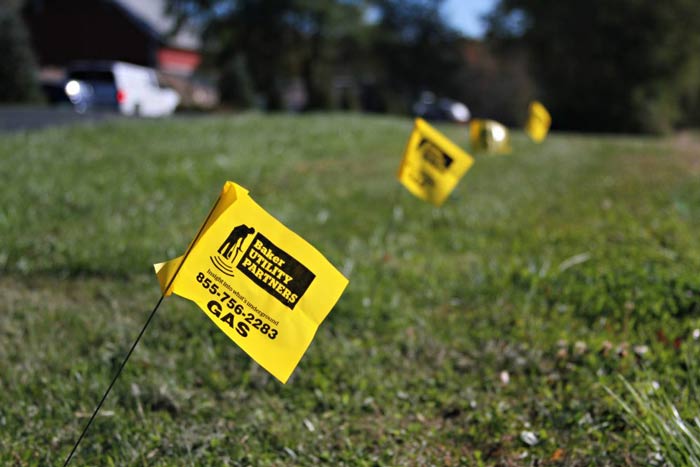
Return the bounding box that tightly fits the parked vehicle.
[64,61,180,116]
[412,91,470,123]
[41,81,73,106]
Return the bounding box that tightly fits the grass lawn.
[1,114,700,466]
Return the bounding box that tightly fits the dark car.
[41,82,72,105]
[64,69,120,114]
[413,91,470,123]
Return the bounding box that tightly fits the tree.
[218,54,256,109]
[168,0,367,111]
[0,4,41,103]
[367,0,465,113]
[454,39,534,126]
[488,0,700,133]
[168,0,479,115]
[293,0,368,110]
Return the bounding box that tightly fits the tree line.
[2,0,700,133]
[488,0,700,132]
[168,0,475,115]
[167,0,700,132]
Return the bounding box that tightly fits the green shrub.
[0,6,41,103]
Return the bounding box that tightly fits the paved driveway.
[0,106,120,133]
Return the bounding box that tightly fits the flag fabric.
[469,119,512,154]
[397,118,474,207]
[524,101,551,143]
[154,182,348,383]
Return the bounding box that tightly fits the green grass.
[1,114,700,465]
[606,372,700,466]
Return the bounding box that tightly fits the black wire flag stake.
[63,191,222,466]
[63,293,165,466]
[63,182,348,464]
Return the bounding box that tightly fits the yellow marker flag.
[524,101,551,143]
[397,118,474,207]
[154,182,348,383]
[469,119,512,154]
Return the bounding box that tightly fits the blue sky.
[442,0,498,38]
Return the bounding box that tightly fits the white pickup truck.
[65,61,180,117]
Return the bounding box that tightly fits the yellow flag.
[524,101,551,143]
[397,118,474,207]
[154,182,348,383]
[469,119,512,154]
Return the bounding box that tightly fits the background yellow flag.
[155,182,348,383]
[397,118,474,207]
[524,101,552,143]
[469,119,512,154]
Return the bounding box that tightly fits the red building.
[24,0,216,107]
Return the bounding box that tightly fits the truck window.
[68,71,115,83]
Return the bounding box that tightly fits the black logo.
[237,233,315,310]
[410,170,435,188]
[211,224,255,277]
[419,139,453,172]
[210,225,316,310]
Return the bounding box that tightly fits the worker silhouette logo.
[210,224,255,277]
[410,169,436,188]
[419,139,453,172]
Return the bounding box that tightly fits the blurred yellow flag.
[469,119,512,154]
[154,182,348,383]
[397,118,474,207]
[524,101,551,143]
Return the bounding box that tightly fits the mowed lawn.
[1,114,700,466]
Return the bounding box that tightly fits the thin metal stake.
[62,293,165,467]
[63,192,223,466]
